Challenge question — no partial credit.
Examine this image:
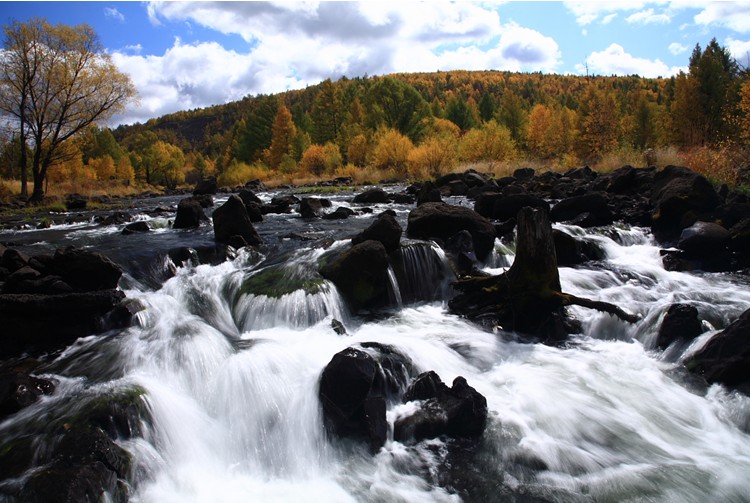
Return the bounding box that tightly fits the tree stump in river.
[449,206,637,342]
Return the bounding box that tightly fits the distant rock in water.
[173,197,208,229]
[407,202,496,262]
[193,176,218,196]
[212,195,262,246]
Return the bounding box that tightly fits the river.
[1,188,749,502]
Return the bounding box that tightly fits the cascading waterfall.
[2,209,750,503]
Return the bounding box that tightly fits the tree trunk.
[449,206,637,342]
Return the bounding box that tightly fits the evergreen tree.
[365,77,431,142]
[311,79,344,145]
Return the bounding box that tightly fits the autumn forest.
[2,36,749,199]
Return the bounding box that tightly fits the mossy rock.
[238,264,325,299]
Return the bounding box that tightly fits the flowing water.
[2,191,750,502]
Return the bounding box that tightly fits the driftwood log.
[449,206,637,342]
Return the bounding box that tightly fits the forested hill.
[92,39,744,190]
[113,70,671,159]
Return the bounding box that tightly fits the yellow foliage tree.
[88,155,115,181]
[407,134,458,179]
[458,120,516,163]
[115,156,135,184]
[268,104,296,170]
[739,80,750,146]
[370,128,414,176]
[347,134,369,167]
[300,144,327,176]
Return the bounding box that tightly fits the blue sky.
[3,1,749,126]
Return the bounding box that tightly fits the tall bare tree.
[0,18,137,201]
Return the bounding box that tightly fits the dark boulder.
[245,202,263,223]
[686,307,750,394]
[352,212,402,253]
[212,195,262,246]
[0,290,126,357]
[513,167,535,181]
[19,426,131,503]
[553,229,585,266]
[191,193,214,208]
[322,207,355,220]
[443,229,480,276]
[50,247,121,292]
[238,188,262,206]
[193,176,218,196]
[121,221,150,235]
[650,166,720,243]
[416,182,442,206]
[2,248,30,273]
[319,347,388,452]
[407,202,496,262]
[677,221,730,257]
[0,372,56,418]
[729,218,750,254]
[550,192,613,227]
[353,188,390,204]
[320,240,390,312]
[51,247,121,292]
[64,193,87,211]
[394,371,487,442]
[173,197,208,229]
[299,197,332,219]
[99,211,131,226]
[656,304,703,350]
[474,193,549,221]
[245,179,268,192]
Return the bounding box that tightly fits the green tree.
[0,18,137,201]
[498,90,527,144]
[478,92,496,122]
[445,96,477,132]
[365,77,432,142]
[311,79,344,145]
[233,95,278,162]
[687,38,740,144]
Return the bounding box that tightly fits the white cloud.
[668,42,688,55]
[726,37,750,63]
[563,1,650,25]
[104,7,125,23]
[110,1,561,124]
[602,13,618,25]
[576,43,684,77]
[694,2,750,33]
[626,8,671,25]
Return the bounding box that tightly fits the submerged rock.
[394,371,487,442]
[686,307,750,394]
[320,240,390,312]
[656,303,703,350]
[0,372,56,419]
[319,347,388,452]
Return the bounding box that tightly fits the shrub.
[407,134,458,179]
[370,128,414,176]
[458,121,516,164]
[300,145,327,176]
[347,134,369,167]
[217,161,269,187]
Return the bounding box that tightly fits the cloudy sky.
[4,1,750,126]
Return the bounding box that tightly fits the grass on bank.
[1,145,747,209]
